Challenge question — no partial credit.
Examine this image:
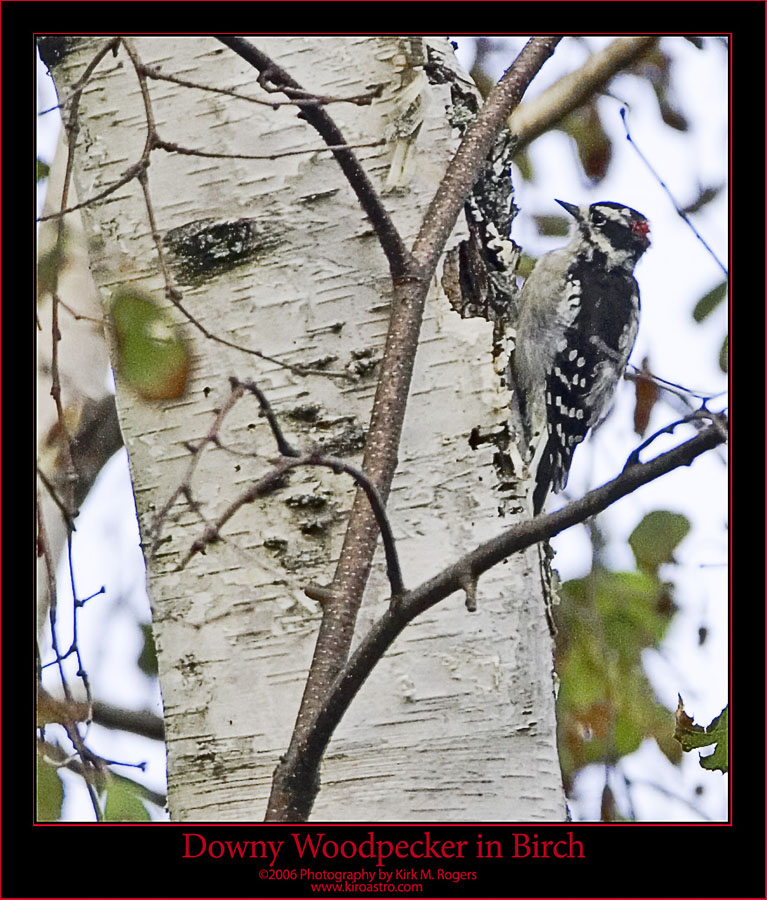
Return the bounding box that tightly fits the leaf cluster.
[555,510,691,795]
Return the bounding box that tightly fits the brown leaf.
[633,356,659,437]
[601,784,617,821]
[37,685,91,728]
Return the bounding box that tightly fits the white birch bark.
[44,35,565,821]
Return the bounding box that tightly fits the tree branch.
[507,36,658,150]
[91,700,165,742]
[279,420,727,814]
[411,36,562,274]
[137,61,384,109]
[214,35,411,280]
[179,449,405,598]
[265,37,562,822]
[166,377,406,598]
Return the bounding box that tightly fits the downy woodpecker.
[512,199,650,514]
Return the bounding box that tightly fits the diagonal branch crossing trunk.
[42,35,566,821]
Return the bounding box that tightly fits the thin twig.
[58,298,104,325]
[138,61,384,108]
[148,379,247,558]
[37,468,77,532]
[623,408,723,468]
[620,107,728,279]
[626,364,727,404]
[36,160,146,222]
[149,371,406,595]
[174,376,406,597]
[154,135,386,163]
[321,456,404,599]
[178,449,406,598]
[234,378,405,596]
[176,457,295,569]
[235,377,300,458]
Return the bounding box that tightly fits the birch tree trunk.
[42,35,565,821]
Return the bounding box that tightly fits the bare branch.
[148,379,247,558]
[273,420,727,821]
[180,449,405,596]
[235,378,300,458]
[154,374,405,596]
[624,408,726,467]
[626,364,727,405]
[154,134,386,162]
[508,36,659,150]
[36,160,146,222]
[235,378,405,596]
[91,701,165,742]
[138,61,383,108]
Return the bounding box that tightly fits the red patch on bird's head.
[632,217,651,246]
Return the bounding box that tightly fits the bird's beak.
[555,199,581,219]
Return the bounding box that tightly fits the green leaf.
[36,759,64,821]
[560,102,612,182]
[111,290,190,401]
[36,227,71,300]
[632,46,688,132]
[104,775,152,822]
[513,147,533,182]
[674,699,729,773]
[629,511,690,575]
[555,569,680,783]
[36,158,51,181]
[649,703,684,766]
[692,280,727,323]
[719,335,729,373]
[138,623,158,677]
[682,184,724,215]
[536,215,571,238]
[560,570,673,656]
[612,702,645,758]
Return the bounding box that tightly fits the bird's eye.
[591,210,605,226]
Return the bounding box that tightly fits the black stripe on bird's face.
[587,202,650,259]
